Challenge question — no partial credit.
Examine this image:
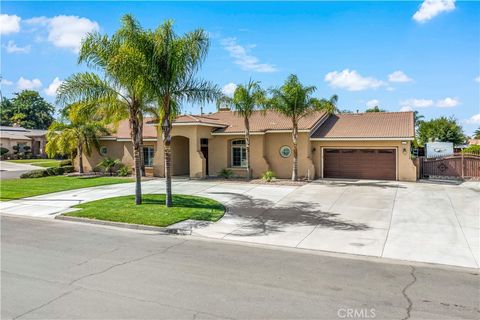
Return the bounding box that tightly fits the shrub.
[462,145,480,154]
[20,170,47,179]
[62,165,75,173]
[0,147,9,156]
[218,168,234,179]
[118,166,130,177]
[60,159,72,167]
[261,170,276,182]
[98,158,121,176]
[45,167,65,176]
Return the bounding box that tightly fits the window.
[279,146,292,158]
[143,146,154,166]
[231,139,246,167]
[100,146,107,156]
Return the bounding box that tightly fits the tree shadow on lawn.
[205,192,370,237]
[141,194,223,210]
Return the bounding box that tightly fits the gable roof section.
[211,110,327,134]
[310,112,415,140]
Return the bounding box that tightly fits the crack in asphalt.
[13,288,79,320]
[68,240,188,286]
[401,265,417,320]
[74,247,121,267]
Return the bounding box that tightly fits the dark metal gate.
[418,153,480,179]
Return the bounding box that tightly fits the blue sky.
[1,1,479,135]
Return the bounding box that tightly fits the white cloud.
[475,76,480,83]
[465,114,480,124]
[17,77,42,90]
[366,99,380,108]
[324,69,384,91]
[436,97,460,108]
[221,37,277,73]
[222,82,237,97]
[3,40,31,53]
[26,15,99,52]
[399,106,413,112]
[1,79,13,86]
[388,70,413,83]
[400,98,434,108]
[0,14,21,35]
[413,0,456,23]
[44,77,63,96]
[400,97,460,109]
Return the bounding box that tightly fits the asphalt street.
[1,216,479,319]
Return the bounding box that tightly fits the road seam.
[381,183,399,257]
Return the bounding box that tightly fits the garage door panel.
[324,148,396,180]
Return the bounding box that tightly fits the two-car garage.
[323,148,397,180]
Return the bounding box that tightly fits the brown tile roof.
[209,110,327,133]
[310,112,414,139]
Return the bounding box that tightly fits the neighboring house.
[468,139,480,145]
[77,110,417,181]
[0,126,48,158]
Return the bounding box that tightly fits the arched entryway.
[171,136,190,176]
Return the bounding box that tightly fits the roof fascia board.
[310,137,415,141]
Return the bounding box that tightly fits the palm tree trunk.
[291,120,298,181]
[78,145,84,174]
[139,116,146,177]
[130,107,142,205]
[163,117,173,207]
[244,117,251,180]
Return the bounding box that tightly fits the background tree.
[319,94,340,114]
[0,90,54,129]
[474,127,480,139]
[57,15,151,205]
[217,79,266,179]
[417,116,465,146]
[45,104,109,173]
[140,19,220,207]
[413,111,424,128]
[365,106,386,113]
[268,74,330,180]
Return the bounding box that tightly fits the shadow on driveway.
[207,191,370,237]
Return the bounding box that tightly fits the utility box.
[425,142,454,158]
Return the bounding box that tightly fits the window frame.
[230,139,247,168]
[143,146,155,167]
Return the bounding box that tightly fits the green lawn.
[66,194,225,227]
[7,159,62,168]
[0,176,133,201]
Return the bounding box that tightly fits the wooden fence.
[417,153,480,179]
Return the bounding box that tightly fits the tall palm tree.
[139,20,220,207]
[217,80,266,179]
[56,16,151,205]
[268,74,329,181]
[319,94,340,115]
[45,104,109,173]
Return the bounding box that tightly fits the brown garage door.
[323,149,396,180]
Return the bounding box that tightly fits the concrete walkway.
[0,161,44,180]
[1,178,478,268]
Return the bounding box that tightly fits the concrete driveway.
[0,161,43,179]
[1,178,478,268]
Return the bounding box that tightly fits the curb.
[54,215,192,235]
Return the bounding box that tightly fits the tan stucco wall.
[0,138,32,155]
[78,127,416,182]
[311,140,417,182]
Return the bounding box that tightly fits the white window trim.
[230,140,247,168]
[143,146,155,167]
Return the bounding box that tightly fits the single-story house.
[77,110,417,181]
[0,126,48,158]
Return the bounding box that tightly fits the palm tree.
[413,111,424,128]
[319,94,340,115]
[217,79,266,179]
[56,16,151,205]
[474,127,480,139]
[139,19,220,207]
[45,104,109,173]
[268,74,329,181]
